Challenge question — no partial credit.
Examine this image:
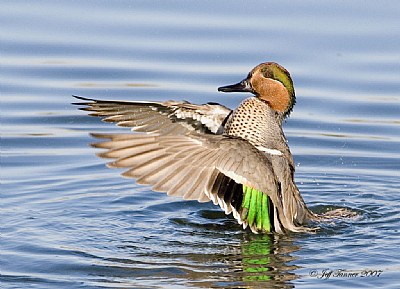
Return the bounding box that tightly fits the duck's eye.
[261,69,273,79]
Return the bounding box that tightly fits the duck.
[73,62,319,234]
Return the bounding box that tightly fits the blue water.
[1,1,400,288]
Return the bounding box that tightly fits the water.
[1,1,399,288]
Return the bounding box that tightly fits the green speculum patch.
[241,185,271,232]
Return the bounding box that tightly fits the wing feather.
[73,95,231,135]
[90,132,280,212]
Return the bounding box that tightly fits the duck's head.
[218,62,295,118]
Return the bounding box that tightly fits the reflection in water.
[236,234,299,288]
[101,215,301,288]
[176,229,301,288]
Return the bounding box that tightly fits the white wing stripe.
[255,146,283,156]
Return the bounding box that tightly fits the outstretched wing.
[73,96,232,135]
[90,132,305,232]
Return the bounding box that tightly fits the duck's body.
[74,62,317,233]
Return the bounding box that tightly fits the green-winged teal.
[74,62,322,233]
